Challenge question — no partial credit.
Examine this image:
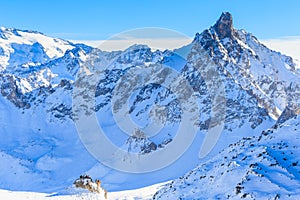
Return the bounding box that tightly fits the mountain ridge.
[0,12,299,196]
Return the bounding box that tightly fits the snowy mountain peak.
[125,44,151,51]
[0,13,300,196]
[0,27,44,40]
[191,12,300,121]
[213,12,234,39]
[0,27,77,72]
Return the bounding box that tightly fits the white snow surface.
[0,182,167,200]
[0,27,75,71]
[154,115,300,199]
[0,12,300,200]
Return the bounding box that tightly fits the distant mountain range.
[0,12,299,199]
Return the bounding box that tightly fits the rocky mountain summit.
[0,12,299,195]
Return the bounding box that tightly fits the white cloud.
[262,37,300,61]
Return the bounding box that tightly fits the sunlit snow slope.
[0,12,299,198]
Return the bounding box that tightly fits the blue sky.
[0,0,299,40]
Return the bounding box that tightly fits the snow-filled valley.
[0,12,300,199]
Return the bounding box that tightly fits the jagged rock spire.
[213,12,234,39]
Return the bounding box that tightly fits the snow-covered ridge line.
[154,115,300,199]
[0,26,77,72]
[0,12,299,197]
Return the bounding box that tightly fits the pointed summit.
[213,12,234,39]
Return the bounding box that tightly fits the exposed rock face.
[195,12,300,121]
[74,175,108,199]
[213,12,234,39]
[0,12,299,192]
[276,106,297,125]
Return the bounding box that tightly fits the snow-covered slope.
[0,181,165,200]
[0,12,299,198]
[154,115,300,199]
[0,27,75,72]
